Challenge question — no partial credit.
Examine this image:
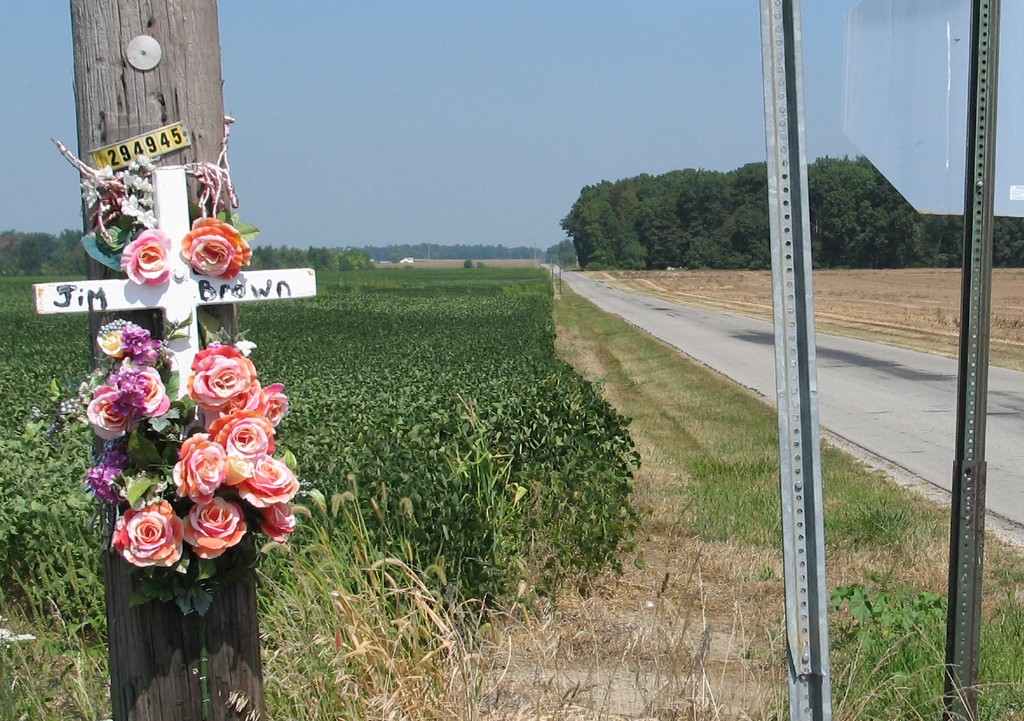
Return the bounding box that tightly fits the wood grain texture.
[70,2,263,719]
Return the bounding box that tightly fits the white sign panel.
[844,0,1024,216]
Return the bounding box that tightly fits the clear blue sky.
[1,2,859,250]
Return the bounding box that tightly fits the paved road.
[561,270,1024,538]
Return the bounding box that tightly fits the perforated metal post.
[945,1,1001,719]
[759,2,832,720]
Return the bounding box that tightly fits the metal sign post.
[759,2,833,720]
[945,1,1001,719]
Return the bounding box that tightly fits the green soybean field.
[0,267,640,629]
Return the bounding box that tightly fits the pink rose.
[183,498,248,559]
[87,385,133,440]
[258,502,296,542]
[236,455,299,508]
[181,218,252,280]
[260,383,289,427]
[208,410,276,460]
[121,229,171,285]
[112,501,184,568]
[137,366,171,417]
[173,434,227,504]
[205,380,264,424]
[188,344,258,412]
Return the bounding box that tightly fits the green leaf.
[234,222,260,243]
[127,430,164,469]
[306,488,326,510]
[174,554,191,576]
[512,484,528,505]
[138,573,175,602]
[192,589,213,617]
[282,448,298,472]
[21,420,41,442]
[849,594,873,624]
[198,309,222,343]
[175,583,214,616]
[165,314,193,341]
[81,233,124,271]
[129,589,155,607]
[213,210,260,243]
[196,558,217,581]
[147,405,181,435]
[124,474,161,507]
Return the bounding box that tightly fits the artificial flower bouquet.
[63,321,299,615]
[49,133,300,614]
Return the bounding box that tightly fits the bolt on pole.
[945,1,1001,719]
[759,2,833,720]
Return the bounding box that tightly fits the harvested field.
[587,268,1024,371]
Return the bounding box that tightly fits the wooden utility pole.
[69,2,265,719]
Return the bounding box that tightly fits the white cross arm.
[32,167,317,393]
[32,268,317,317]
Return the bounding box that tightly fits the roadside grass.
[550,287,1024,721]
[259,496,476,721]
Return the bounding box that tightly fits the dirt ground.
[588,268,1024,371]
[475,543,783,721]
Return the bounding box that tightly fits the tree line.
[561,156,1024,270]
[0,234,542,277]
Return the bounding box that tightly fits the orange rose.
[258,502,296,542]
[183,498,247,559]
[87,385,134,440]
[136,366,171,417]
[207,380,263,423]
[208,410,276,460]
[236,455,299,508]
[260,383,289,427]
[112,500,184,568]
[173,434,227,504]
[181,218,252,279]
[188,344,258,412]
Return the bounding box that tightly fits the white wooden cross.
[33,167,317,394]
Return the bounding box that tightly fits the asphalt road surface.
[561,270,1024,540]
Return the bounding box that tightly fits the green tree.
[808,156,920,268]
[724,162,770,269]
[15,233,48,275]
[545,239,577,268]
[561,182,618,268]
[336,248,373,271]
[307,247,337,272]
